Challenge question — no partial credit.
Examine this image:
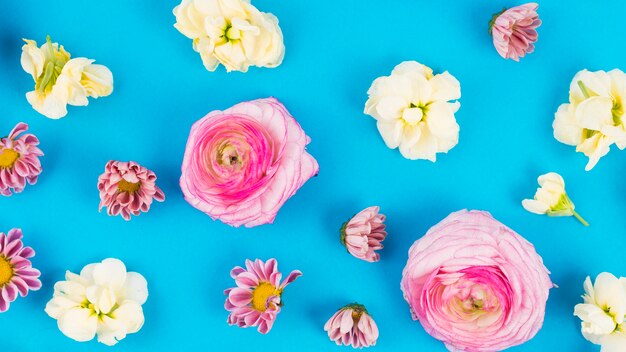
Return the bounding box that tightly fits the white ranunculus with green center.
[45,258,148,346]
[574,273,626,351]
[364,61,461,161]
[553,69,626,171]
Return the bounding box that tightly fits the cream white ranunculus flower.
[173,0,284,73]
[364,61,461,161]
[553,69,626,171]
[522,172,588,225]
[574,273,626,351]
[45,258,148,346]
[21,36,114,119]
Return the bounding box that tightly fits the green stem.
[572,210,589,226]
[577,80,592,99]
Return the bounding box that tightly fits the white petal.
[538,172,565,189]
[21,39,45,80]
[92,258,127,291]
[400,123,438,161]
[429,71,461,102]
[570,69,611,103]
[81,64,113,97]
[574,303,616,336]
[375,96,409,121]
[553,103,584,146]
[600,333,626,352]
[86,285,117,315]
[112,301,145,334]
[97,315,127,346]
[575,96,614,131]
[120,272,148,305]
[57,307,98,342]
[376,120,405,149]
[594,273,626,323]
[522,199,549,214]
[424,101,459,152]
[26,89,69,119]
[577,134,612,171]
[392,61,433,79]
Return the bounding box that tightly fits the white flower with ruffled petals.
[45,258,148,346]
[364,61,461,161]
[173,0,284,72]
[553,69,626,171]
[574,273,626,351]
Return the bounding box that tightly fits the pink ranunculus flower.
[324,303,379,348]
[401,210,553,352]
[0,228,42,312]
[489,3,541,61]
[0,122,43,196]
[340,206,387,262]
[224,258,301,334]
[97,160,165,220]
[180,98,319,228]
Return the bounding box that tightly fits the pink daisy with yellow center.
[0,122,43,196]
[224,258,302,334]
[0,228,42,312]
[97,160,165,220]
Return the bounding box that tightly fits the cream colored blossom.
[522,172,588,225]
[574,273,626,351]
[173,0,284,73]
[21,36,113,119]
[364,61,461,161]
[45,258,148,346]
[553,69,626,171]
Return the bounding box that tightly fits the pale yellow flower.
[173,0,284,72]
[522,172,588,225]
[21,36,113,119]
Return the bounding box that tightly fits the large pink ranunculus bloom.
[180,98,319,228]
[489,3,541,61]
[401,210,552,352]
[0,122,43,196]
[224,258,301,334]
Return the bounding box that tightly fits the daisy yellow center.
[0,256,14,286]
[0,148,19,168]
[118,179,141,193]
[251,282,281,312]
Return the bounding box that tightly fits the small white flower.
[21,36,113,119]
[173,0,284,73]
[522,172,588,225]
[574,273,626,351]
[364,61,461,161]
[45,258,148,346]
[553,69,626,171]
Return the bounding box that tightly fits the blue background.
[0,0,624,351]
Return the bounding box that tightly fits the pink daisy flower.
[324,303,379,348]
[0,228,42,312]
[340,206,387,262]
[489,3,541,61]
[224,258,302,334]
[0,122,43,196]
[97,160,165,220]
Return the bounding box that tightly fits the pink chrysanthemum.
[224,258,302,334]
[97,160,165,220]
[0,228,42,312]
[324,303,379,349]
[0,122,43,196]
[489,3,541,61]
[340,206,387,262]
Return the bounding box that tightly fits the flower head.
[340,206,387,262]
[489,3,541,61]
[0,122,43,196]
[45,258,148,346]
[224,258,301,334]
[324,303,379,348]
[553,69,626,170]
[21,36,113,119]
[401,210,553,351]
[173,0,284,72]
[97,161,165,221]
[0,229,42,312]
[574,273,626,350]
[522,172,588,225]
[364,61,461,161]
[180,98,318,227]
